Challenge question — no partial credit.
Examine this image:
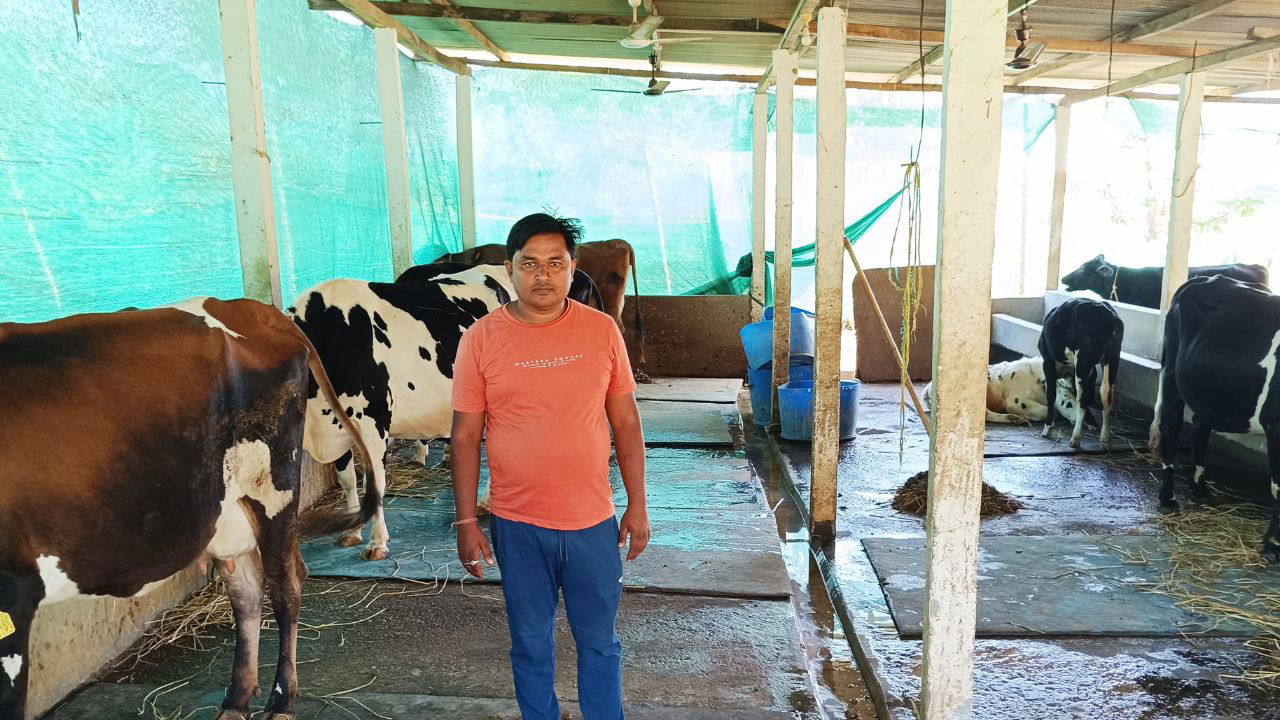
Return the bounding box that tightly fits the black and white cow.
[1038,298,1124,449]
[291,266,511,560]
[0,298,377,720]
[397,262,605,313]
[1150,275,1280,561]
[1061,254,1269,309]
[923,356,1085,425]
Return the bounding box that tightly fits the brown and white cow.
[431,239,647,374]
[0,298,377,720]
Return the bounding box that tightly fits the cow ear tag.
[0,611,14,640]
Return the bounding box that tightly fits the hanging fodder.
[891,471,1023,518]
[1148,505,1280,687]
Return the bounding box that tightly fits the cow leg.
[0,569,42,720]
[332,451,363,548]
[1156,370,1186,512]
[363,436,391,562]
[412,440,430,466]
[215,550,265,720]
[1069,372,1087,449]
[1263,424,1280,564]
[259,535,306,719]
[1041,358,1058,439]
[1099,361,1114,450]
[1190,422,1214,504]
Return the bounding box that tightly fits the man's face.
[506,233,575,312]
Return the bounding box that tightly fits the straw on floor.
[890,470,1023,517]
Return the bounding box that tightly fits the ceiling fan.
[591,52,700,97]
[617,0,714,50]
[1007,7,1047,70]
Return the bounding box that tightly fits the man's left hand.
[618,506,651,561]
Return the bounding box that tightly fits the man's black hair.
[505,213,584,260]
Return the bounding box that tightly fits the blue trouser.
[490,514,624,720]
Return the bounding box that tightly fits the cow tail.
[629,243,644,356]
[284,320,382,538]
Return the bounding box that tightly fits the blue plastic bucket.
[746,358,817,426]
[777,379,861,442]
[739,307,816,370]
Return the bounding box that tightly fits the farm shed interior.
[3,0,1280,719]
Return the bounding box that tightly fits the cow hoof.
[363,546,389,561]
[1040,425,1052,439]
[1194,491,1217,506]
[1264,543,1280,565]
[1100,440,1111,452]
[1158,501,1180,515]
[1069,438,1083,449]
[335,533,363,548]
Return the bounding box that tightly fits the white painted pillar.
[1045,103,1071,291]
[375,27,414,277]
[218,0,282,307]
[810,5,847,544]
[457,70,479,250]
[1161,72,1206,313]
[751,91,768,322]
[922,0,1006,716]
[770,48,798,425]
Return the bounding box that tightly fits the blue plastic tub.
[746,358,816,426]
[777,379,861,441]
[739,307,816,370]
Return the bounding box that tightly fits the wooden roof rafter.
[308,1,787,34]
[428,0,509,62]
[1011,0,1243,85]
[330,0,467,73]
[1064,31,1280,104]
[756,0,823,94]
[887,0,1042,83]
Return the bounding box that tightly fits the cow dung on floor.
[891,471,1023,517]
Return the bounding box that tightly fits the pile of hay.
[383,448,450,498]
[112,580,236,676]
[891,471,1023,517]
[1148,505,1280,687]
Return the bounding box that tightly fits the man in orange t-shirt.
[451,213,649,720]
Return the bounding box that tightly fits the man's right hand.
[456,523,496,579]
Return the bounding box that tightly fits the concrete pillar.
[1161,72,1206,312]
[218,0,282,307]
[457,70,479,250]
[1045,103,1071,291]
[751,91,768,322]
[375,27,414,277]
[810,5,847,544]
[921,0,1006,716]
[770,48,798,425]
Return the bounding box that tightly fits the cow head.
[1061,254,1117,297]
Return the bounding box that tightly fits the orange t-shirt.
[451,300,637,530]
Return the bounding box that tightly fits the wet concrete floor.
[770,383,1280,719]
[46,380,879,720]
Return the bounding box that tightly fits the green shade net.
[0,0,463,323]
[682,188,905,304]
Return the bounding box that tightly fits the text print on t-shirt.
[513,353,584,370]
